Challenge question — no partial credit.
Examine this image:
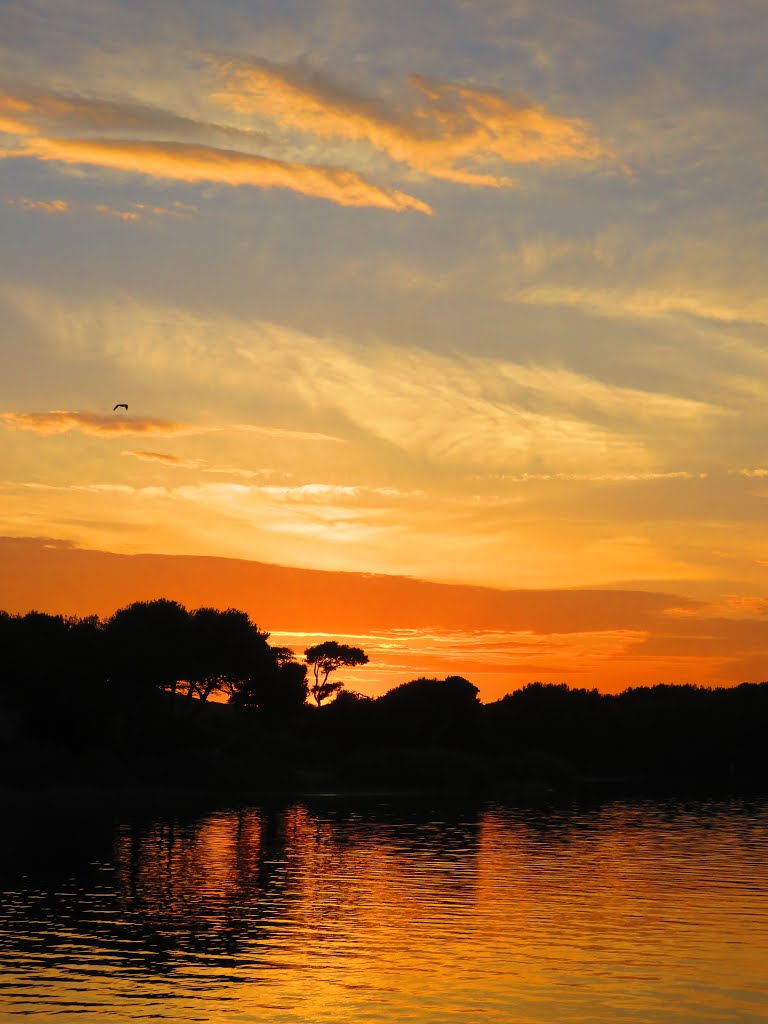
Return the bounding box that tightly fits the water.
[1,796,767,1023]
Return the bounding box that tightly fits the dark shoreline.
[2,772,764,809]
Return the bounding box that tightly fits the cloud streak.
[0,410,208,437]
[479,470,709,483]
[514,283,768,328]
[233,422,345,443]
[0,86,269,145]
[3,410,344,444]
[123,450,204,468]
[0,93,36,135]
[6,195,197,222]
[123,449,280,479]
[6,197,71,214]
[213,59,613,186]
[8,136,431,213]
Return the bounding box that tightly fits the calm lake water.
[1,796,767,1023]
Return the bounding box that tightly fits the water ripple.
[0,798,767,1022]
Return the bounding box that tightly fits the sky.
[2,0,768,699]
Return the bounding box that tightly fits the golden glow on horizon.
[2,538,767,698]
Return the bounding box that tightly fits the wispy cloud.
[123,450,204,468]
[493,362,721,423]
[478,470,709,483]
[2,410,342,443]
[3,287,725,475]
[0,92,36,135]
[0,114,30,134]
[123,449,281,479]
[7,136,431,213]
[234,329,722,472]
[0,86,269,146]
[255,483,420,499]
[131,200,198,218]
[92,204,138,222]
[93,200,198,222]
[212,59,614,186]
[0,410,208,437]
[514,283,768,328]
[234,422,345,443]
[6,196,197,222]
[6,197,71,214]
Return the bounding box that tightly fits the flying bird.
[113,403,128,411]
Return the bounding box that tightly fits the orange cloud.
[9,136,431,213]
[124,450,204,468]
[131,201,198,218]
[6,197,71,214]
[0,115,33,135]
[213,60,612,186]
[7,196,195,222]
[0,87,268,145]
[0,93,37,135]
[0,410,207,437]
[93,203,141,222]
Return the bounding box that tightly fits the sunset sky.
[2,0,768,698]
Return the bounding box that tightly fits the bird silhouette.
[113,403,128,411]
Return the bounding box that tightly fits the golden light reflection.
[8,801,763,1022]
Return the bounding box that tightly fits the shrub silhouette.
[375,675,480,747]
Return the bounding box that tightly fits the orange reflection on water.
[2,799,767,1022]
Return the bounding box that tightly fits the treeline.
[0,600,308,729]
[1,601,767,795]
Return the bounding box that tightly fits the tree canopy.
[304,641,369,705]
[101,600,307,719]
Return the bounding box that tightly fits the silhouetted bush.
[374,675,480,748]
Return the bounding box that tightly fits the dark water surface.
[1,796,767,1023]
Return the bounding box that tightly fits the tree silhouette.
[375,675,480,747]
[304,641,369,705]
[230,660,307,719]
[105,599,190,701]
[0,611,107,744]
[228,641,308,718]
[186,607,271,706]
